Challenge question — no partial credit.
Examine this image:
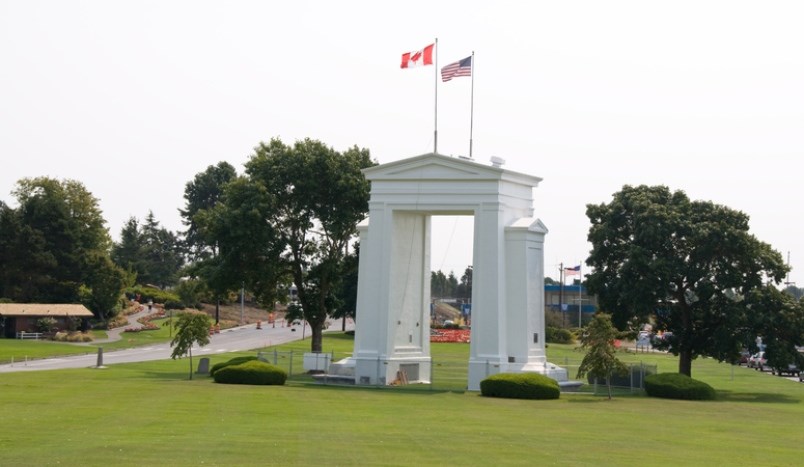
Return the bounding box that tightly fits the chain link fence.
[255,349,657,394]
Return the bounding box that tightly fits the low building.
[0,303,94,338]
[544,284,597,326]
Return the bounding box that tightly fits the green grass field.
[1,334,801,466]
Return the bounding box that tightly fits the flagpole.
[559,262,564,327]
[578,263,582,327]
[434,37,438,155]
[469,51,475,159]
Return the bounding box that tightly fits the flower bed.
[430,329,471,343]
[123,323,159,333]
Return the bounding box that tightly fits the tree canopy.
[0,177,127,320]
[191,138,375,352]
[585,185,789,376]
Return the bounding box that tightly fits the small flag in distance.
[441,55,472,82]
[564,265,581,276]
[401,43,435,68]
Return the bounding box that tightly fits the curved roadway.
[0,319,351,373]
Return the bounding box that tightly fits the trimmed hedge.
[644,373,716,400]
[480,372,560,400]
[210,356,259,376]
[213,360,288,386]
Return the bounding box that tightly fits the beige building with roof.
[0,303,94,338]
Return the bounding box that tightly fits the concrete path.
[0,318,352,373]
[91,304,158,344]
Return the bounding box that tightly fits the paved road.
[0,319,352,373]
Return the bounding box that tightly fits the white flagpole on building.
[469,51,475,159]
[434,38,438,154]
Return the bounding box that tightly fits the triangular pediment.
[364,153,502,181]
[363,153,542,187]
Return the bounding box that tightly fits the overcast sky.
[1,1,802,284]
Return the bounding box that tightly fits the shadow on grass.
[141,370,213,381]
[715,390,800,404]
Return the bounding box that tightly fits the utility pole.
[559,263,564,327]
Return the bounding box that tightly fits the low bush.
[546,326,573,344]
[125,286,181,307]
[644,373,716,400]
[164,300,186,310]
[480,372,560,400]
[210,356,259,376]
[52,331,94,342]
[213,360,288,386]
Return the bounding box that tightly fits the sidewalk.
[91,304,160,344]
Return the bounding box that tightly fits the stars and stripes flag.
[564,265,581,276]
[441,55,472,82]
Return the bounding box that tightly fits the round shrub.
[213,360,288,385]
[480,372,560,400]
[546,326,574,344]
[210,356,259,376]
[644,373,716,400]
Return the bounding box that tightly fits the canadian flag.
[401,43,435,68]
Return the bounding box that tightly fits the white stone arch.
[342,153,566,391]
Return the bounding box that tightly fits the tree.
[111,216,146,281]
[586,185,788,377]
[196,139,373,352]
[1,177,114,304]
[112,213,184,289]
[243,138,375,352]
[180,161,237,261]
[456,265,473,301]
[170,312,212,380]
[81,252,130,323]
[576,313,628,400]
[745,286,803,372]
[331,242,360,327]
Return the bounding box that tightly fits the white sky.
[1,1,802,284]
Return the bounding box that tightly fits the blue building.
[545,284,597,324]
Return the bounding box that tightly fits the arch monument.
[334,153,568,391]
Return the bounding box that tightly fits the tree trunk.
[310,322,324,352]
[678,348,692,377]
[189,348,193,380]
[606,376,612,400]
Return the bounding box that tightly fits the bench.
[16,331,43,340]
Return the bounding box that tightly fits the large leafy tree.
[1,178,119,306]
[199,138,374,352]
[586,185,788,377]
[191,176,285,312]
[244,138,374,352]
[180,161,237,261]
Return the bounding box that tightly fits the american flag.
[441,55,472,82]
[564,265,581,276]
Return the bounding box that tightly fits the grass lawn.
[0,334,801,466]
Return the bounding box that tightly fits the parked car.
[748,352,767,370]
[770,362,800,377]
[737,350,751,366]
